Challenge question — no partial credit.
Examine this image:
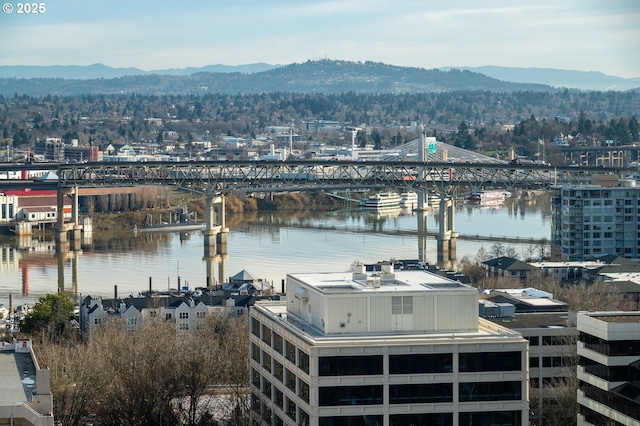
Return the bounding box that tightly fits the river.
[0,193,551,307]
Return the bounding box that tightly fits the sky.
[0,0,639,78]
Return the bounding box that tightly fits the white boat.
[399,191,419,209]
[364,191,402,209]
[467,189,507,204]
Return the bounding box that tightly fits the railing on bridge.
[1,160,629,195]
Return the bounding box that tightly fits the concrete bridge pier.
[204,195,223,247]
[216,194,229,247]
[55,188,68,251]
[436,197,458,269]
[70,187,83,244]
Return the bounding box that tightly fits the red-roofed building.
[0,189,71,225]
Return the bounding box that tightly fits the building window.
[319,385,383,406]
[262,378,272,399]
[179,312,189,319]
[299,410,309,426]
[390,383,453,404]
[178,323,189,331]
[459,381,522,402]
[390,413,452,426]
[94,318,102,325]
[196,311,205,318]
[286,398,296,421]
[320,416,383,426]
[285,339,296,363]
[459,411,522,426]
[261,351,272,373]
[273,332,283,354]
[298,349,310,374]
[165,313,172,320]
[298,378,309,403]
[273,360,284,382]
[251,317,260,337]
[389,353,452,374]
[319,355,383,376]
[274,388,284,409]
[251,342,260,362]
[526,336,539,346]
[459,351,521,372]
[261,324,272,345]
[251,368,260,387]
[285,368,296,392]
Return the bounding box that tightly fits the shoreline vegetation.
[88,190,349,233]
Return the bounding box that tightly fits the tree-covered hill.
[0,59,552,97]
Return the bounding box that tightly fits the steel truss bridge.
[0,160,631,195]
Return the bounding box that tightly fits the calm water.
[0,194,551,307]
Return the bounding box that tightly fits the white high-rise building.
[250,263,529,426]
[552,180,640,261]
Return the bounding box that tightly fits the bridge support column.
[69,186,83,244]
[436,197,458,269]
[55,188,68,251]
[216,195,229,247]
[204,195,222,247]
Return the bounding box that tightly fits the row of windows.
[530,356,574,368]
[526,335,571,346]
[1,204,14,219]
[251,318,310,373]
[315,382,521,406]
[316,411,522,426]
[316,352,520,376]
[580,356,640,382]
[579,332,640,356]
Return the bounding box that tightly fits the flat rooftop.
[593,313,640,323]
[288,269,475,294]
[0,351,36,406]
[499,313,571,330]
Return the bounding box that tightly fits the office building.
[250,263,529,426]
[577,311,640,425]
[0,339,55,426]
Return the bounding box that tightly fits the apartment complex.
[552,180,640,261]
[577,311,640,425]
[250,263,529,426]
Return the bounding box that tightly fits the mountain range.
[0,60,638,96]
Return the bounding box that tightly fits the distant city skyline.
[1,0,639,78]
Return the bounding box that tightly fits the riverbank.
[88,190,350,232]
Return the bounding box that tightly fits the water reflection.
[0,192,552,306]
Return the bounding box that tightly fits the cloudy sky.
[1,0,638,77]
